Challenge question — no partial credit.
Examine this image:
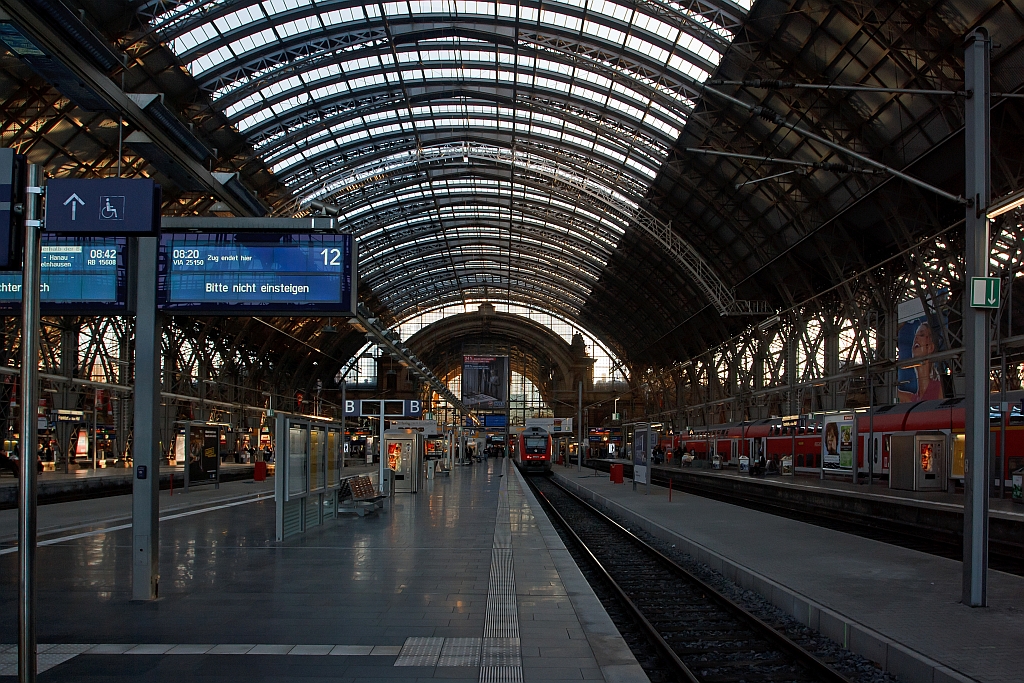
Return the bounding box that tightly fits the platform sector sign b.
[45,178,160,235]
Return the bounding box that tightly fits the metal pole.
[132,236,161,601]
[378,400,385,494]
[18,163,42,683]
[962,28,990,608]
[340,379,346,467]
[577,381,582,473]
[91,388,97,470]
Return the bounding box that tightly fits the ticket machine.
[383,429,424,493]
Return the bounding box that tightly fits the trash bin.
[254,461,267,482]
[1013,468,1023,504]
[426,459,436,480]
[738,455,750,473]
[711,455,722,470]
[610,463,624,484]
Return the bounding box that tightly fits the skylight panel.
[627,35,669,65]
[214,5,262,34]
[582,20,625,46]
[382,2,409,18]
[633,13,679,44]
[189,45,233,76]
[261,0,311,16]
[170,23,217,53]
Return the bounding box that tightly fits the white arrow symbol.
[988,284,997,304]
[63,193,85,220]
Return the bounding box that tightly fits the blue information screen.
[158,233,356,314]
[0,236,126,313]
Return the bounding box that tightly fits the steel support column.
[132,237,162,601]
[962,28,991,608]
[18,164,42,683]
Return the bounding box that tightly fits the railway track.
[524,472,853,683]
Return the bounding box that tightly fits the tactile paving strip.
[394,636,444,666]
[437,637,482,666]
[480,457,522,682]
[480,638,521,667]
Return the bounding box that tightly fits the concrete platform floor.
[0,458,646,682]
[555,469,1023,683]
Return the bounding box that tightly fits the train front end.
[517,427,552,473]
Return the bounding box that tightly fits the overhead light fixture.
[20,0,122,72]
[347,318,366,332]
[128,94,215,163]
[987,188,1024,219]
[757,314,781,331]
[0,17,110,111]
[124,131,207,192]
[212,172,268,218]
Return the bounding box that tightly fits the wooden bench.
[338,474,385,516]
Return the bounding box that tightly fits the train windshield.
[525,437,547,452]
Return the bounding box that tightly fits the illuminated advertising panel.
[461,355,509,409]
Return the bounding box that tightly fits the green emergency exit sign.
[970,277,1000,309]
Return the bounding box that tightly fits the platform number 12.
[320,248,342,266]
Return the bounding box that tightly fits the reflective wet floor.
[0,460,645,682]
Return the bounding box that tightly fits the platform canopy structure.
[0,0,1020,423]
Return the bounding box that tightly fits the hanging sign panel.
[45,178,160,235]
[158,233,356,315]
[0,236,127,313]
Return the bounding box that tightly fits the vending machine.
[383,429,424,493]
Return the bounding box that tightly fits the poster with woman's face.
[825,423,839,456]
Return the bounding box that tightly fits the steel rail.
[527,471,854,683]
[524,473,697,683]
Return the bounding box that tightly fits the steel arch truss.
[133,0,765,329]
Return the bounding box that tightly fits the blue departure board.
[158,233,356,314]
[0,236,127,313]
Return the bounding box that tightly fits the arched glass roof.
[145,0,749,335]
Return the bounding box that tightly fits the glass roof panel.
[149,0,745,324]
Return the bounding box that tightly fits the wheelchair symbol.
[98,196,125,221]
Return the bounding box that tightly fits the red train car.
[674,391,1024,487]
[515,426,552,473]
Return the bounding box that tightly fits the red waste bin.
[254,461,267,482]
[609,463,623,484]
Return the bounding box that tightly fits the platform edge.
[553,472,979,683]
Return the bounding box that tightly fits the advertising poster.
[896,294,947,403]
[839,424,853,469]
[188,425,220,485]
[822,414,855,473]
[462,355,509,409]
[633,426,648,485]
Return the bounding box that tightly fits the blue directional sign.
[0,236,127,313]
[45,178,159,235]
[158,233,356,314]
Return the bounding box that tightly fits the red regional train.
[665,392,1024,486]
[514,426,553,473]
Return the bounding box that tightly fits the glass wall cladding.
[310,426,326,492]
[287,423,308,498]
[326,429,339,487]
[404,302,625,383]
